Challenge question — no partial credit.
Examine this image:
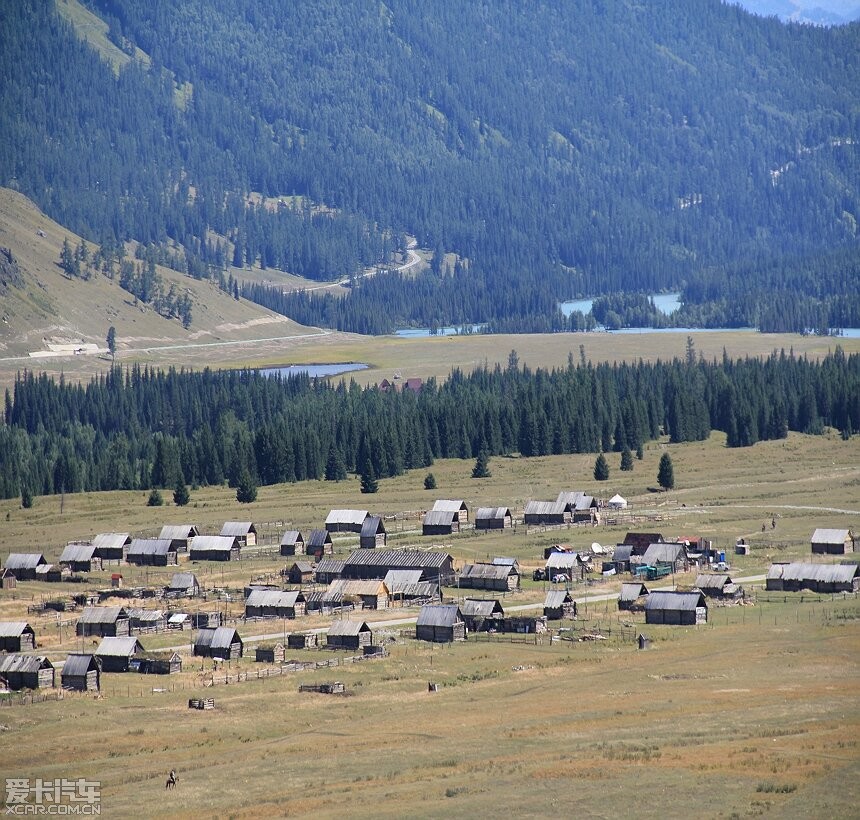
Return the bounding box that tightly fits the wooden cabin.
[4,553,47,581]
[523,500,571,526]
[194,627,243,660]
[255,644,285,664]
[158,525,199,553]
[544,590,576,620]
[343,549,455,584]
[608,544,635,573]
[287,632,318,650]
[635,542,689,573]
[167,613,191,630]
[165,572,200,598]
[189,535,240,562]
[313,558,344,584]
[623,532,665,553]
[558,491,600,524]
[220,522,257,547]
[91,532,131,562]
[0,622,36,653]
[0,655,54,690]
[126,608,167,633]
[326,620,372,650]
[474,507,513,530]
[384,570,440,605]
[458,562,520,591]
[460,598,504,632]
[325,509,369,534]
[416,605,466,643]
[359,516,387,549]
[126,538,177,567]
[192,611,223,629]
[545,552,579,581]
[644,591,708,625]
[61,654,100,692]
[284,561,314,585]
[137,652,182,675]
[431,500,469,524]
[810,528,855,555]
[59,543,101,573]
[244,590,306,619]
[326,580,389,610]
[0,569,16,590]
[75,606,130,638]
[280,530,305,557]
[694,574,742,600]
[95,637,145,673]
[306,530,333,559]
[766,562,860,593]
[618,582,649,611]
[422,509,460,536]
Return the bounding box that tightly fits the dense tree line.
[1,1,857,335]
[1,348,856,500]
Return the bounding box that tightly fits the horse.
[165,771,177,790]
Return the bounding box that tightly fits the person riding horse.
[166,769,177,789]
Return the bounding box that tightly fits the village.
[1,488,856,699]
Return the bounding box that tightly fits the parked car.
[552,573,569,584]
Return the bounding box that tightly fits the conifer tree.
[658,452,675,491]
[472,446,491,478]
[620,447,633,471]
[236,471,258,503]
[147,488,164,506]
[173,480,190,506]
[325,443,347,481]
[424,472,437,490]
[360,458,378,493]
[593,452,609,481]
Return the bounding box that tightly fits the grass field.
[0,430,858,817]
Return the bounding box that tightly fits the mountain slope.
[0,187,306,359]
[1,0,857,333]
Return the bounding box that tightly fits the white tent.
[608,494,627,509]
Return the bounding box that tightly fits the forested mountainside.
[2,349,857,499]
[1,0,858,334]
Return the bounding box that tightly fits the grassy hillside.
[0,187,316,363]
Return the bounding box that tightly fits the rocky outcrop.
[0,247,23,292]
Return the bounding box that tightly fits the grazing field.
[0,430,858,817]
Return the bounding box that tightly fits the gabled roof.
[59,544,98,563]
[126,608,165,623]
[167,572,198,590]
[325,509,368,526]
[159,524,199,540]
[619,582,649,602]
[327,620,371,636]
[343,549,452,570]
[475,507,512,520]
[245,590,305,607]
[0,654,52,674]
[314,558,345,574]
[459,563,515,581]
[0,622,34,638]
[360,515,386,537]
[91,533,131,549]
[61,654,99,676]
[190,535,237,552]
[642,542,687,564]
[524,500,568,516]
[423,509,458,527]
[546,552,579,570]
[416,604,463,628]
[645,591,706,611]
[307,530,333,548]
[544,590,573,608]
[280,530,303,545]
[128,538,173,557]
[5,553,47,570]
[556,491,586,507]
[612,544,635,562]
[78,606,127,624]
[432,500,468,513]
[461,598,504,618]
[327,580,389,598]
[288,561,314,573]
[492,557,519,568]
[768,562,859,583]
[167,613,190,624]
[220,522,256,537]
[623,532,664,548]
[810,528,852,544]
[695,574,732,590]
[384,569,423,591]
[95,637,144,657]
[195,627,242,649]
